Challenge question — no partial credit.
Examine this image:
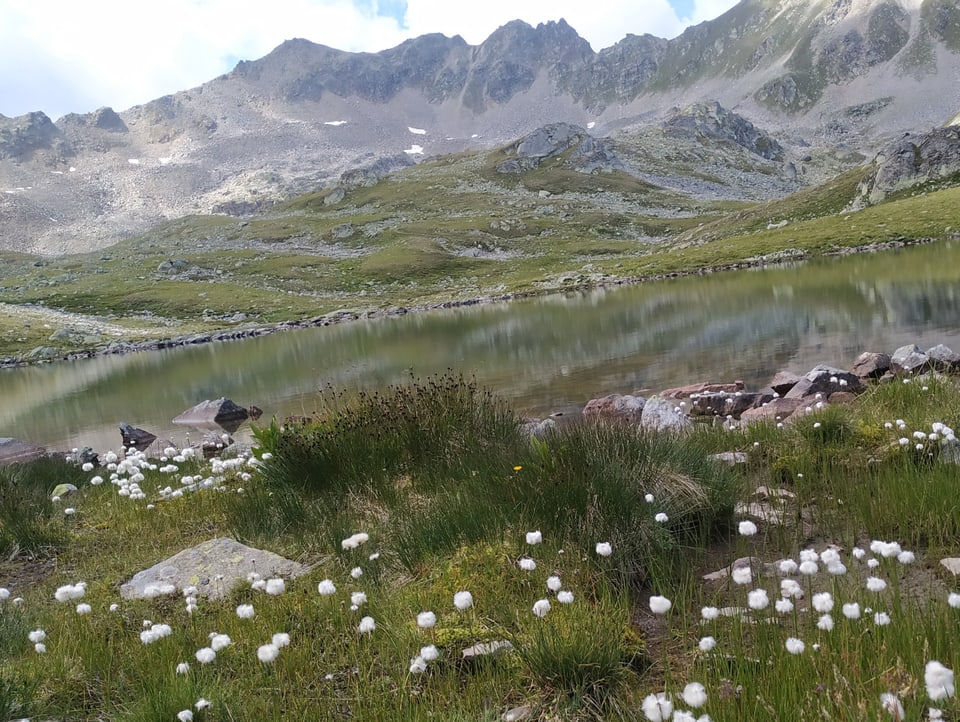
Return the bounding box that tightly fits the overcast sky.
[0,0,739,120]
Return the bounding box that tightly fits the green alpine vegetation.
[1,372,960,720]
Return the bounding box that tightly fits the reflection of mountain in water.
[2,242,959,450]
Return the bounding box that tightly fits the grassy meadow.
[2,373,960,720]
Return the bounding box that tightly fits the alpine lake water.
[2,239,959,453]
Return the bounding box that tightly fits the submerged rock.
[173,397,250,432]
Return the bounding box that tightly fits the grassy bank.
[1,151,958,362]
[1,373,960,720]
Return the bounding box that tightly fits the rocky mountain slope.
[1,0,959,255]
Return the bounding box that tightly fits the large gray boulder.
[120,537,309,600]
[173,398,250,431]
[850,352,891,379]
[640,397,692,434]
[891,344,930,375]
[927,344,960,372]
[582,394,645,424]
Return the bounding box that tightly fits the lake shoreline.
[0,236,936,371]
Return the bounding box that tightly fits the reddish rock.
[582,394,646,423]
[769,371,802,396]
[827,391,859,405]
[849,352,891,379]
[660,381,744,400]
[740,398,804,424]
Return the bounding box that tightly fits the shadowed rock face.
[857,126,960,204]
[664,102,784,160]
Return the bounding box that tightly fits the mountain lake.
[2,239,959,453]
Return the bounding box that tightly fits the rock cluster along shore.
[581,343,960,432]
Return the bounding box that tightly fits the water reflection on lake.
[2,240,959,452]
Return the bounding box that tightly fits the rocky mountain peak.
[0,111,70,161]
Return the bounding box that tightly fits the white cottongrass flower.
[195,699,210,710]
[532,599,552,617]
[236,604,255,619]
[350,567,363,579]
[177,710,193,722]
[409,655,427,674]
[874,612,891,626]
[176,662,190,675]
[682,682,708,708]
[842,602,861,619]
[672,711,696,722]
[368,552,380,561]
[817,614,834,631]
[731,565,752,585]
[81,462,95,472]
[64,508,76,516]
[925,661,955,700]
[880,693,905,718]
[785,637,805,654]
[357,616,376,634]
[417,611,436,629]
[775,599,794,614]
[454,591,473,610]
[351,591,367,607]
[871,540,902,558]
[595,542,613,557]
[195,647,216,664]
[28,629,46,643]
[649,595,672,614]
[698,636,716,652]
[109,603,119,612]
[525,530,542,545]
[826,561,848,576]
[420,644,439,662]
[518,557,537,571]
[75,602,93,615]
[341,532,370,550]
[897,551,916,565]
[852,547,866,560]
[265,578,286,595]
[257,643,279,663]
[948,593,960,609]
[318,579,337,596]
[210,634,232,651]
[866,577,887,593]
[738,520,758,536]
[272,632,290,647]
[799,561,819,576]
[820,548,841,566]
[747,589,769,610]
[34,642,47,653]
[547,576,562,592]
[799,549,819,563]
[54,582,86,602]
[812,592,834,613]
[779,559,798,575]
[701,606,719,621]
[0,588,9,601]
[645,493,655,503]
[641,692,673,721]
[867,559,880,569]
[655,512,669,523]
[557,590,574,604]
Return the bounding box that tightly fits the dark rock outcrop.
[664,102,784,160]
[0,111,72,161]
[120,423,157,451]
[496,123,623,174]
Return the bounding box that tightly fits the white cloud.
[0,0,740,120]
